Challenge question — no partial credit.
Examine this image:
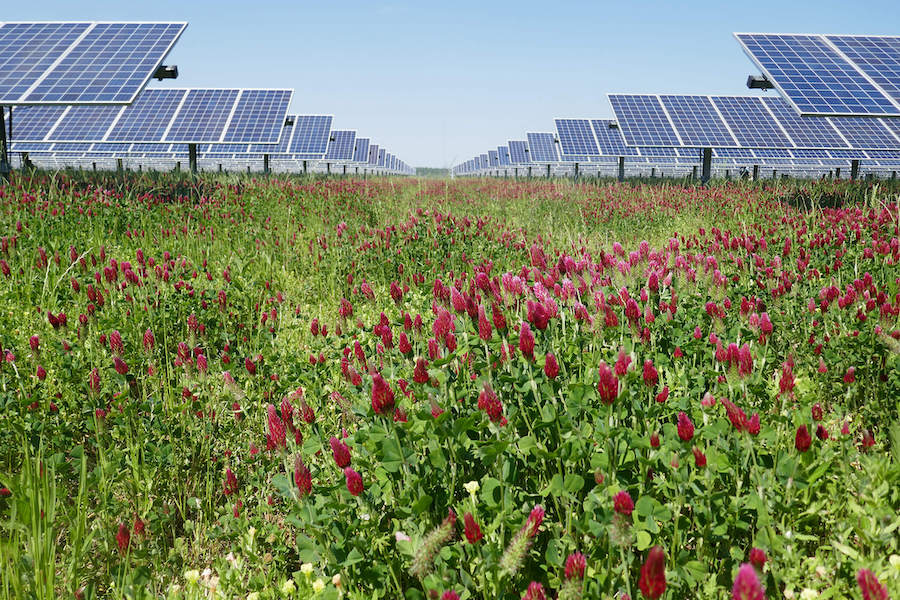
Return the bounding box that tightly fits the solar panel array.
[0,22,186,104]
[608,94,900,150]
[10,88,293,143]
[735,33,900,116]
[452,114,900,176]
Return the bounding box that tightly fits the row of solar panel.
[605,95,900,150]
[454,139,900,174]
[4,89,293,144]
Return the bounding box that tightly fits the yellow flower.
[312,579,325,593]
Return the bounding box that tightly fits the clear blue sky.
[7,0,899,167]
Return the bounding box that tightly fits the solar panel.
[4,105,67,140]
[555,119,600,156]
[325,130,356,160]
[488,150,499,167]
[9,88,292,144]
[368,144,379,165]
[591,119,639,156]
[735,33,900,116]
[0,22,186,104]
[377,149,386,167]
[508,140,530,164]
[828,116,900,148]
[497,145,510,166]
[222,90,292,143]
[353,137,370,163]
[49,105,122,141]
[608,95,681,146]
[610,94,900,150]
[289,115,332,157]
[659,95,737,146]
[711,96,792,148]
[526,132,559,162]
[760,97,848,148]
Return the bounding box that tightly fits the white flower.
[280,579,296,595]
[890,554,900,569]
[463,481,480,497]
[360,513,370,521]
[184,570,200,584]
[301,563,314,576]
[312,579,325,593]
[247,593,259,600]
[800,589,818,600]
[332,574,342,587]
[395,531,410,542]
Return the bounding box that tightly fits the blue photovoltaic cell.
[659,96,737,147]
[735,33,900,116]
[50,105,122,141]
[106,88,185,141]
[5,105,67,140]
[223,90,292,143]
[368,144,379,165]
[760,97,848,149]
[791,149,831,159]
[202,143,249,154]
[639,146,678,158]
[165,89,239,142]
[325,130,356,160]
[25,23,185,104]
[608,95,680,146]
[0,23,91,102]
[488,150,499,166]
[51,142,94,152]
[880,118,900,141]
[378,149,386,167]
[508,140,530,164]
[353,138,370,162]
[250,114,294,153]
[676,147,703,159]
[555,119,600,156]
[289,115,332,155]
[827,149,865,159]
[526,133,558,162]
[867,149,900,160]
[130,143,170,153]
[711,96,792,148]
[753,149,793,159]
[9,142,54,152]
[90,142,131,152]
[827,36,900,106]
[480,153,489,168]
[591,119,639,156]
[498,146,510,166]
[827,117,899,149]
[714,148,756,159]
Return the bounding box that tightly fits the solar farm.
[1,17,900,600]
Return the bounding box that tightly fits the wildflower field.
[0,173,898,600]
